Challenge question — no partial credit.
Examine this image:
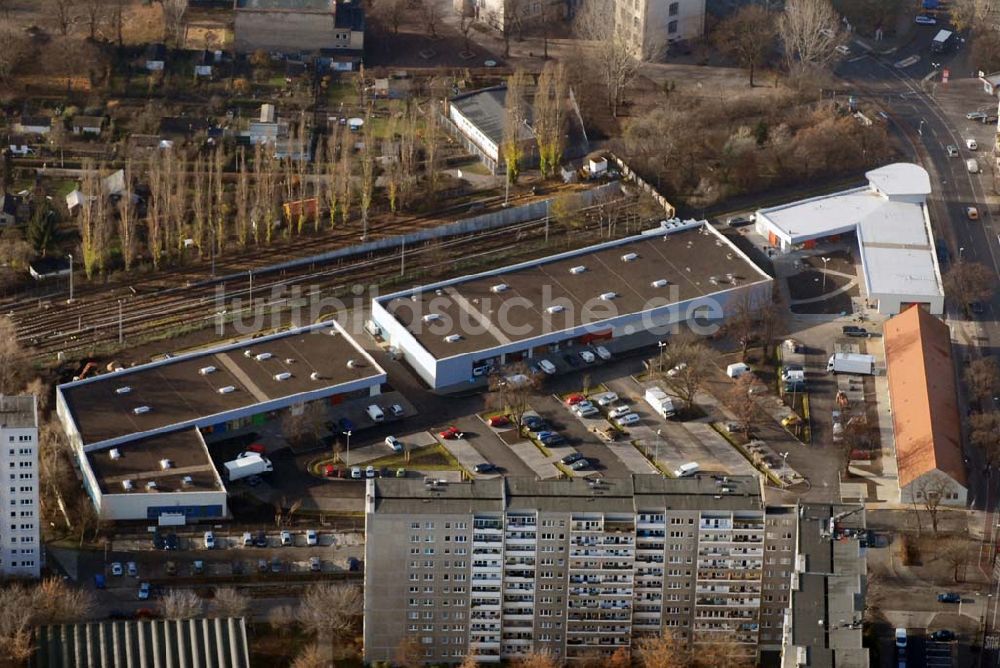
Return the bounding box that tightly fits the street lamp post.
[248,269,253,305]
[656,429,662,470]
[658,341,667,373]
[918,119,925,136]
[960,247,966,261]
[117,300,123,344]
[67,253,74,303]
[343,430,352,467]
[820,256,831,294]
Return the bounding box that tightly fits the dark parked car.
[930,629,955,641]
[842,325,868,337]
[937,592,961,603]
[152,532,166,550]
[561,452,583,465]
[726,215,753,227]
[270,558,283,573]
[347,557,361,572]
[164,533,179,550]
[562,353,581,368]
[253,531,268,548]
[474,463,497,474]
[338,417,355,432]
[540,433,566,446]
[523,415,547,431]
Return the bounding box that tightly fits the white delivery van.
[366,404,385,422]
[894,627,907,649]
[726,362,750,379]
[674,462,700,477]
[967,158,980,174]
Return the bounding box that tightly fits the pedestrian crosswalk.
[925,640,952,667]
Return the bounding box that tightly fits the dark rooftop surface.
[334,1,365,30]
[61,322,382,446]
[86,428,221,494]
[236,0,334,10]
[449,86,534,148]
[0,395,36,429]
[380,226,770,360]
[371,475,764,514]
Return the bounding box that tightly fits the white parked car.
[351,466,362,479]
[594,392,618,406]
[667,362,687,377]
[575,404,600,418]
[280,530,293,547]
[595,346,612,361]
[385,435,403,452]
[242,531,253,547]
[608,405,632,419]
[366,465,376,478]
[615,413,641,427]
[579,350,596,364]
[127,562,138,577]
[111,562,124,577]
[204,531,215,549]
[538,359,557,375]
[390,403,405,417]
[572,400,595,413]
[306,529,319,546]
[967,138,978,150]
[834,44,850,55]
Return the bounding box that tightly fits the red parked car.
[247,443,266,454]
[488,415,511,428]
[439,426,465,440]
[323,464,336,477]
[565,394,586,406]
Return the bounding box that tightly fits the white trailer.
[644,386,677,418]
[224,453,273,481]
[826,353,875,375]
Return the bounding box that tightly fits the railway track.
[19,197,641,362]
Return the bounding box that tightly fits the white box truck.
[827,353,875,375]
[674,462,700,477]
[644,386,677,418]
[224,453,273,481]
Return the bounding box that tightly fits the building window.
[669,1,678,16]
[668,20,678,34]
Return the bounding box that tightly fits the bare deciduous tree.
[726,372,763,439]
[944,261,996,315]
[937,535,969,582]
[657,336,714,406]
[970,411,1000,467]
[146,151,166,268]
[372,0,407,34]
[511,651,561,668]
[116,159,137,270]
[290,644,325,668]
[951,0,997,31]
[533,61,569,178]
[423,101,441,197]
[211,587,250,618]
[300,583,363,654]
[162,0,188,46]
[49,0,75,36]
[779,0,844,73]
[0,28,31,82]
[419,0,441,37]
[501,68,529,186]
[486,362,543,432]
[161,589,203,619]
[281,401,328,447]
[635,629,689,668]
[235,148,250,246]
[714,5,777,86]
[574,0,641,117]
[393,637,423,668]
[914,475,956,535]
[359,110,376,239]
[965,357,999,407]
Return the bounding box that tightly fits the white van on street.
[366,404,384,422]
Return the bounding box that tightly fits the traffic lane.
[530,393,632,477]
[453,414,534,477]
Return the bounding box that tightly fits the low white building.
[370,222,772,390]
[56,320,386,521]
[754,163,944,315]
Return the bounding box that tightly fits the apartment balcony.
[696,585,760,595]
[470,602,502,612]
[699,520,733,531]
[501,637,533,645]
[636,544,665,553]
[697,571,762,581]
[732,522,765,531]
[503,612,534,621]
[695,598,761,608]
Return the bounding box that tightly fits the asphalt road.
[836,21,1000,667]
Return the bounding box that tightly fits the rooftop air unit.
[546,305,565,314]
[650,279,668,288]
[181,476,193,487]
[121,479,134,492]
[444,334,462,343]
[243,350,253,358]
[115,386,131,395]
[422,313,441,323]
[109,448,121,460]
[491,283,509,293]
[218,386,236,394]
[133,406,151,415]
[600,292,617,301]
[254,352,272,361]
[310,372,322,381]
[284,358,295,364]
[145,481,157,491]
[621,252,638,262]
[347,359,363,368]
[159,458,173,470]
[273,372,292,381]
[569,265,586,274]
[198,366,217,375]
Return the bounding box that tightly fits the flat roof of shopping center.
[59,320,385,449]
[86,428,222,495]
[375,223,771,360]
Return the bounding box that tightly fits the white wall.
[0,413,40,578]
[448,105,499,162]
[100,490,229,522]
[900,470,967,508]
[642,0,705,52]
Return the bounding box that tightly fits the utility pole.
[248,269,253,305]
[117,300,123,344]
[67,253,74,303]
[400,238,405,277]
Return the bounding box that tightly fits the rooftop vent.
[650,279,668,288]
[121,479,134,492]
[109,448,121,460]
[159,458,173,470]
[273,372,292,381]
[310,372,322,381]
[198,366,217,375]
[133,406,151,415]
[490,283,509,293]
[569,265,587,275]
[347,359,365,369]
[600,292,617,301]
[422,313,441,323]
[435,289,443,296]
[145,481,158,491]
[243,349,253,358]
[115,386,131,395]
[181,476,193,487]
[546,305,565,314]
[444,334,462,343]
[218,386,236,394]
[254,352,272,361]
[621,252,638,262]
[284,358,295,364]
